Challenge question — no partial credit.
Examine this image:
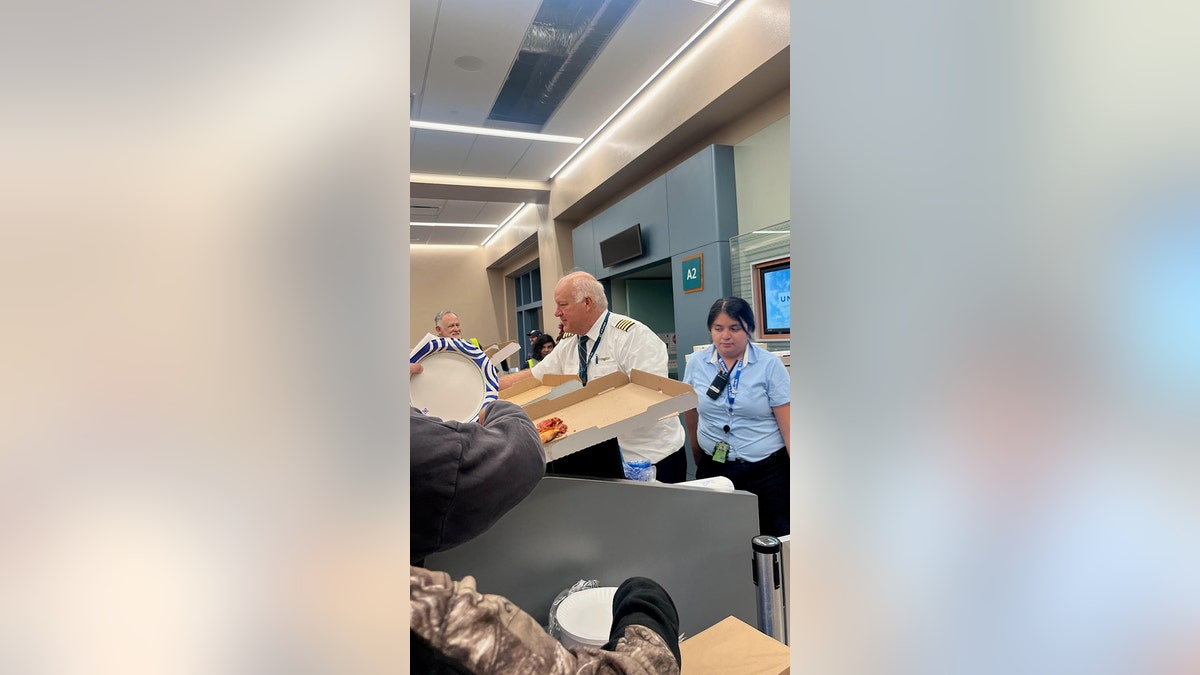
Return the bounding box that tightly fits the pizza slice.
[535,416,568,444]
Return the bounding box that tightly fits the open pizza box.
[498,373,582,407]
[522,370,698,463]
[482,340,520,365]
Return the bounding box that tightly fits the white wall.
[734,115,790,234]
[409,246,506,348]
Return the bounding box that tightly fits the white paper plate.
[557,586,618,648]
[410,338,498,423]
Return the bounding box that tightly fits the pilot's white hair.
[560,272,607,311]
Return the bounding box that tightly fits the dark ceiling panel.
[488,0,638,128]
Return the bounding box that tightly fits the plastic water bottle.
[622,459,655,482]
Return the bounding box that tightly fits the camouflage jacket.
[411,566,680,674]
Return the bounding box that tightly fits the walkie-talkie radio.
[706,371,730,400]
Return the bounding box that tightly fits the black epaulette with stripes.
[561,332,574,339]
[613,318,636,332]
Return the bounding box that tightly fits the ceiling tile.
[462,135,535,177]
[410,225,433,245]
[475,201,524,224]
[411,129,476,175]
[411,197,445,208]
[509,142,577,180]
[436,200,488,223]
[417,0,542,125]
[410,0,440,114]
[409,223,495,247]
[410,197,445,222]
[454,227,494,246]
[410,207,441,222]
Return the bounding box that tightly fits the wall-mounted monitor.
[753,258,791,338]
[599,223,644,268]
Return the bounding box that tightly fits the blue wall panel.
[672,242,732,374]
[592,179,670,280]
[665,146,717,254]
[572,220,597,275]
[664,146,741,254]
[711,145,740,242]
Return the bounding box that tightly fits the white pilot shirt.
[531,310,686,464]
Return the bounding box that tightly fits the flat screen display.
[759,262,791,335]
[599,223,644,268]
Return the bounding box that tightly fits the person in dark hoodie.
[410,397,546,560]
[409,395,683,674]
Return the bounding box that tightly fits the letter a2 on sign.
[682,253,704,293]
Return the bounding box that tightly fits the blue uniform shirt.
[683,343,790,462]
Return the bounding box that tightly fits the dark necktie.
[577,335,590,385]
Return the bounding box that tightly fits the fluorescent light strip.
[410,243,480,248]
[689,0,722,5]
[411,222,497,229]
[411,121,583,145]
[549,0,739,179]
[480,203,528,246]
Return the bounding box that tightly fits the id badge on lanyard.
[713,440,730,463]
[713,357,743,463]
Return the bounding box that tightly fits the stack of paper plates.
[556,586,617,651]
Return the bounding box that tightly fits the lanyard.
[717,354,745,418]
[581,311,610,370]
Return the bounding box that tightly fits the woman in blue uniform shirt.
[683,297,791,536]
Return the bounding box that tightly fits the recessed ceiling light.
[411,120,582,144]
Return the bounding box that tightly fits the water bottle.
[622,458,655,482]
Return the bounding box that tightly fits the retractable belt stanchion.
[751,535,787,644]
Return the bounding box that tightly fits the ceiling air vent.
[488,0,637,128]
[410,204,441,219]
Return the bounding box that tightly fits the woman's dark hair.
[531,334,556,357]
[706,297,756,334]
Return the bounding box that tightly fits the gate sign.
[681,253,704,293]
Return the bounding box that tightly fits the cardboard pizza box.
[523,370,698,462]
[497,373,582,407]
[679,616,790,675]
[482,340,520,364]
